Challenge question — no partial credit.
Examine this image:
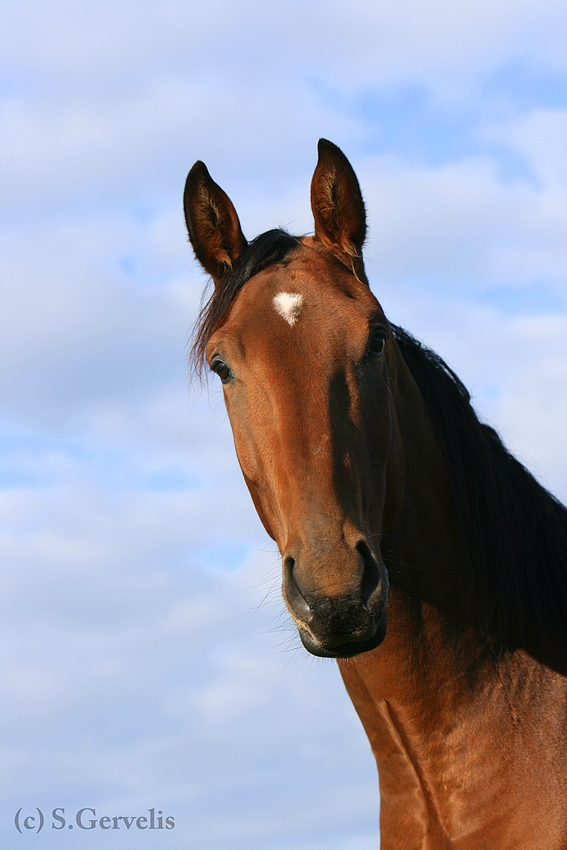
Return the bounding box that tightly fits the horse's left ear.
[310,139,367,263]
[183,161,248,287]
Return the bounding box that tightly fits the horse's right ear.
[183,162,248,287]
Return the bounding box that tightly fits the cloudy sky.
[1,1,567,847]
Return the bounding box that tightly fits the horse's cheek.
[363,375,404,532]
[383,406,405,532]
[243,479,280,544]
[229,427,284,545]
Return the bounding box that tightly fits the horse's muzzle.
[282,541,389,658]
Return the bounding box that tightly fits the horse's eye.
[368,331,386,357]
[212,359,231,383]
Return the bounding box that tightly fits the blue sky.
[1,1,567,847]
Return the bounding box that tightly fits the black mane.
[190,229,298,375]
[392,324,567,655]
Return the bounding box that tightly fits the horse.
[183,139,567,849]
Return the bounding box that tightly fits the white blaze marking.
[273,292,304,326]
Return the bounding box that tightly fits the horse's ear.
[310,139,367,260]
[184,161,248,287]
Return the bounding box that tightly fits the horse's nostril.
[283,554,312,621]
[357,539,381,605]
[283,554,296,592]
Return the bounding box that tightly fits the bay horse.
[183,140,567,849]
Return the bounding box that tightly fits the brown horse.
[183,140,567,849]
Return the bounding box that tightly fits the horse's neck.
[339,592,567,848]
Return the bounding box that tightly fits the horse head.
[184,140,404,658]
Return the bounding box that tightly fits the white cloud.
[487,109,567,184]
[3,0,567,91]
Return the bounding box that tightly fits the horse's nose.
[283,539,382,608]
[281,538,388,657]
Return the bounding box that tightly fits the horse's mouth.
[297,610,387,659]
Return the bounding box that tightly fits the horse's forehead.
[230,250,378,332]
